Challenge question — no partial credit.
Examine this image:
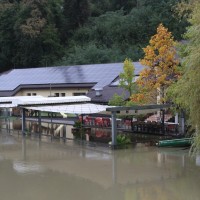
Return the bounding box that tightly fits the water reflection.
[13,161,45,174]
[0,120,200,200]
[6,118,112,142]
[196,155,200,166]
[10,119,74,139]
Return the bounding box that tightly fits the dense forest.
[0,0,188,72]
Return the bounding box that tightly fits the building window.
[55,93,59,97]
[61,93,65,97]
[73,92,86,96]
[32,93,36,96]
[27,93,31,96]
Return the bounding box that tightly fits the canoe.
[156,138,192,147]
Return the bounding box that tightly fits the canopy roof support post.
[50,112,53,140]
[5,108,9,133]
[161,109,165,134]
[63,124,66,142]
[5,108,8,122]
[38,111,41,138]
[111,111,117,147]
[175,113,178,124]
[21,108,26,135]
[180,110,185,134]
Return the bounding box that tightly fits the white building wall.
[15,88,89,97]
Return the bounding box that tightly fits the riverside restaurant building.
[0,62,145,103]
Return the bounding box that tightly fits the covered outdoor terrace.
[0,96,184,147]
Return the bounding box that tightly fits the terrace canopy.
[0,95,91,107]
[24,103,174,147]
[25,103,111,115]
[0,96,176,147]
[106,104,174,146]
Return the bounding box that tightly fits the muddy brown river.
[0,118,200,200]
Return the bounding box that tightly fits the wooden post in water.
[175,113,178,124]
[38,111,41,137]
[51,112,53,140]
[178,110,185,134]
[21,108,26,135]
[161,109,165,134]
[63,124,66,142]
[5,108,8,133]
[111,111,117,147]
[180,110,185,134]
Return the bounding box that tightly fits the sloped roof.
[87,85,129,104]
[0,96,90,107]
[0,62,145,96]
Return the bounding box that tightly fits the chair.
[102,118,111,127]
[95,117,103,127]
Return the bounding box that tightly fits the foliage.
[133,23,180,104]
[0,0,188,71]
[108,93,126,106]
[190,135,200,156]
[0,0,64,70]
[130,93,146,105]
[167,1,200,154]
[175,0,197,18]
[60,43,122,65]
[72,120,86,139]
[0,2,18,71]
[90,0,111,17]
[60,0,188,66]
[19,0,47,38]
[63,0,90,36]
[125,100,138,106]
[73,120,82,128]
[116,134,131,145]
[119,58,136,97]
[109,58,140,106]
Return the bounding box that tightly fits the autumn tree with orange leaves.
[131,23,180,104]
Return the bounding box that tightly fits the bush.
[116,134,131,145]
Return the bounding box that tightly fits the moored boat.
[156,138,192,147]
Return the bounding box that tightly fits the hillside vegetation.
[0,0,188,72]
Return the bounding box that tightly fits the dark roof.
[0,62,145,96]
[87,85,129,104]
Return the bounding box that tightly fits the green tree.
[20,0,47,36]
[60,43,123,65]
[90,0,111,17]
[167,1,200,153]
[108,93,126,106]
[0,2,19,71]
[119,58,136,97]
[0,0,64,68]
[63,0,90,30]
[64,0,188,65]
[0,0,189,71]
[111,0,140,13]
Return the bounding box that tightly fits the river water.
[0,118,200,200]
